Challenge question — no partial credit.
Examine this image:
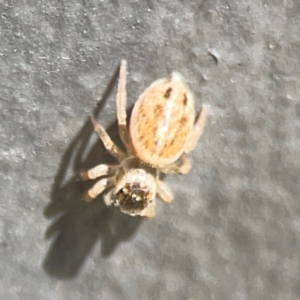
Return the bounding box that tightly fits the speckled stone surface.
[1,1,300,299]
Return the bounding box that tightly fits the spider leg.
[84,176,115,202]
[81,164,118,180]
[90,117,126,161]
[156,180,174,203]
[184,105,209,153]
[160,154,191,175]
[116,60,131,152]
[141,206,156,218]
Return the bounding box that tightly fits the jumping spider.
[81,60,208,218]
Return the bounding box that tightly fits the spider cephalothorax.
[114,183,152,215]
[104,158,157,217]
[81,60,208,218]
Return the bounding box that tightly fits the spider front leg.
[141,206,156,218]
[84,176,115,202]
[116,60,131,152]
[81,163,118,181]
[157,180,174,203]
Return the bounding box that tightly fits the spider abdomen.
[130,74,195,168]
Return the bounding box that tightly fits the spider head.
[111,165,157,218]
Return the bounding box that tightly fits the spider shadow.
[43,66,143,279]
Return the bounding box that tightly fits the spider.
[81,60,208,218]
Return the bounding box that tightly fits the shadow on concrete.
[43,64,142,279]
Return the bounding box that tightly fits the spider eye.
[115,183,150,213]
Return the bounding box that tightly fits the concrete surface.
[1,0,300,299]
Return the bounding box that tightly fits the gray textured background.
[1,0,300,299]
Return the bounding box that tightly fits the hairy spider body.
[81,60,208,218]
